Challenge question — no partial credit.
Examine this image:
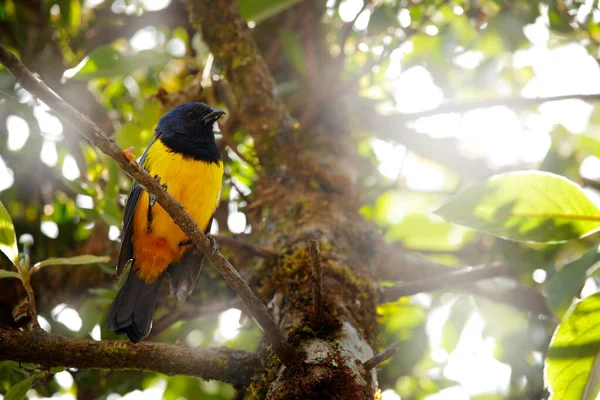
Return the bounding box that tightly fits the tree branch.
[384,262,511,298]
[375,243,551,316]
[0,328,259,386]
[400,93,600,119]
[363,342,398,371]
[348,101,499,179]
[150,298,242,338]
[0,44,300,368]
[361,93,600,177]
[214,235,278,262]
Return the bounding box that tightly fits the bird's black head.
[156,102,225,164]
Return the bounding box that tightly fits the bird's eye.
[187,110,197,119]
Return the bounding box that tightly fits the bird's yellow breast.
[131,139,223,282]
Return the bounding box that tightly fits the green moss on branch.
[0,328,259,386]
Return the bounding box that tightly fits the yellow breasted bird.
[106,102,225,343]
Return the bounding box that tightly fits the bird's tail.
[106,264,163,343]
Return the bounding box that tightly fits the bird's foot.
[192,235,219,257]
[149,174,168,207]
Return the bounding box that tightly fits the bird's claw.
[149,174,168,207]
[192,235,219,257]
[208,235,219,256]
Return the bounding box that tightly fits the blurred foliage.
[2,0,600,399]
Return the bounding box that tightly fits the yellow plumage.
[131,139,223,282]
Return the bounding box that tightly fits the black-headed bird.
[106,102,225,343]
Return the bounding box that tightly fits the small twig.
[220,113,256,168]
[225,172,251,205]
[215,235,278,262]
[383,262,511,299]
[308,238,324,320]
[363,342,398,370]
[20,274,40,330]
[0,43,300,369]
[149,298,242,338]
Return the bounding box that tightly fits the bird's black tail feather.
[167,251,205,303]
[106,265,163,343]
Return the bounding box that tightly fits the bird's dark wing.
[115,140,156,278]
[167,217,214,302]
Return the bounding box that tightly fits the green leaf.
[0,201,19,266]
[115,99,163,156]
[238,0,302,24]
[545,246,600,320]
[385,214,473,252]
[0,270,19,279]
[546,292,600,399]
[280,31,306,76]
[5,374,36,400]
[73,47,174,80]
[32,255,110,271]
[435,171,600,243]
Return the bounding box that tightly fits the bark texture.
[0,328,259,386]
[186,1,382,398]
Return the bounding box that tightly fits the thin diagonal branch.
[308,238,324,320]
[400,93,600,119]
[375,243,551,316]
[384,262,511,298]
[215,235,278,262]
[0,328,259,386]
[0,43,300,368]
[149,298,242,339]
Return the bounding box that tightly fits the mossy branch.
[0,328,258,386]
[0,43,299,368]
[184,0,295,172]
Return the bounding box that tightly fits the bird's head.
[155,102,225,162]
[157,102,226,138]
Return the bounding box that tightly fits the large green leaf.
[73,47,174,80]
[5,373,37,400]
[0,201,19,266]
[238,0,302,24]
[435,171,600,243]
[546,292,600,399]
[385,214,473,252]
[31,255,110,272]
[545,246,600,320]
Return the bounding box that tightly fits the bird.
[106,102,225,343]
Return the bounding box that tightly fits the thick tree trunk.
[184,1,383,397]
[250,176,380,399]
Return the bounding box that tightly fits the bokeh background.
[2,0,600,398]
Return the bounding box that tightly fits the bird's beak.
[202,108,226,123]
